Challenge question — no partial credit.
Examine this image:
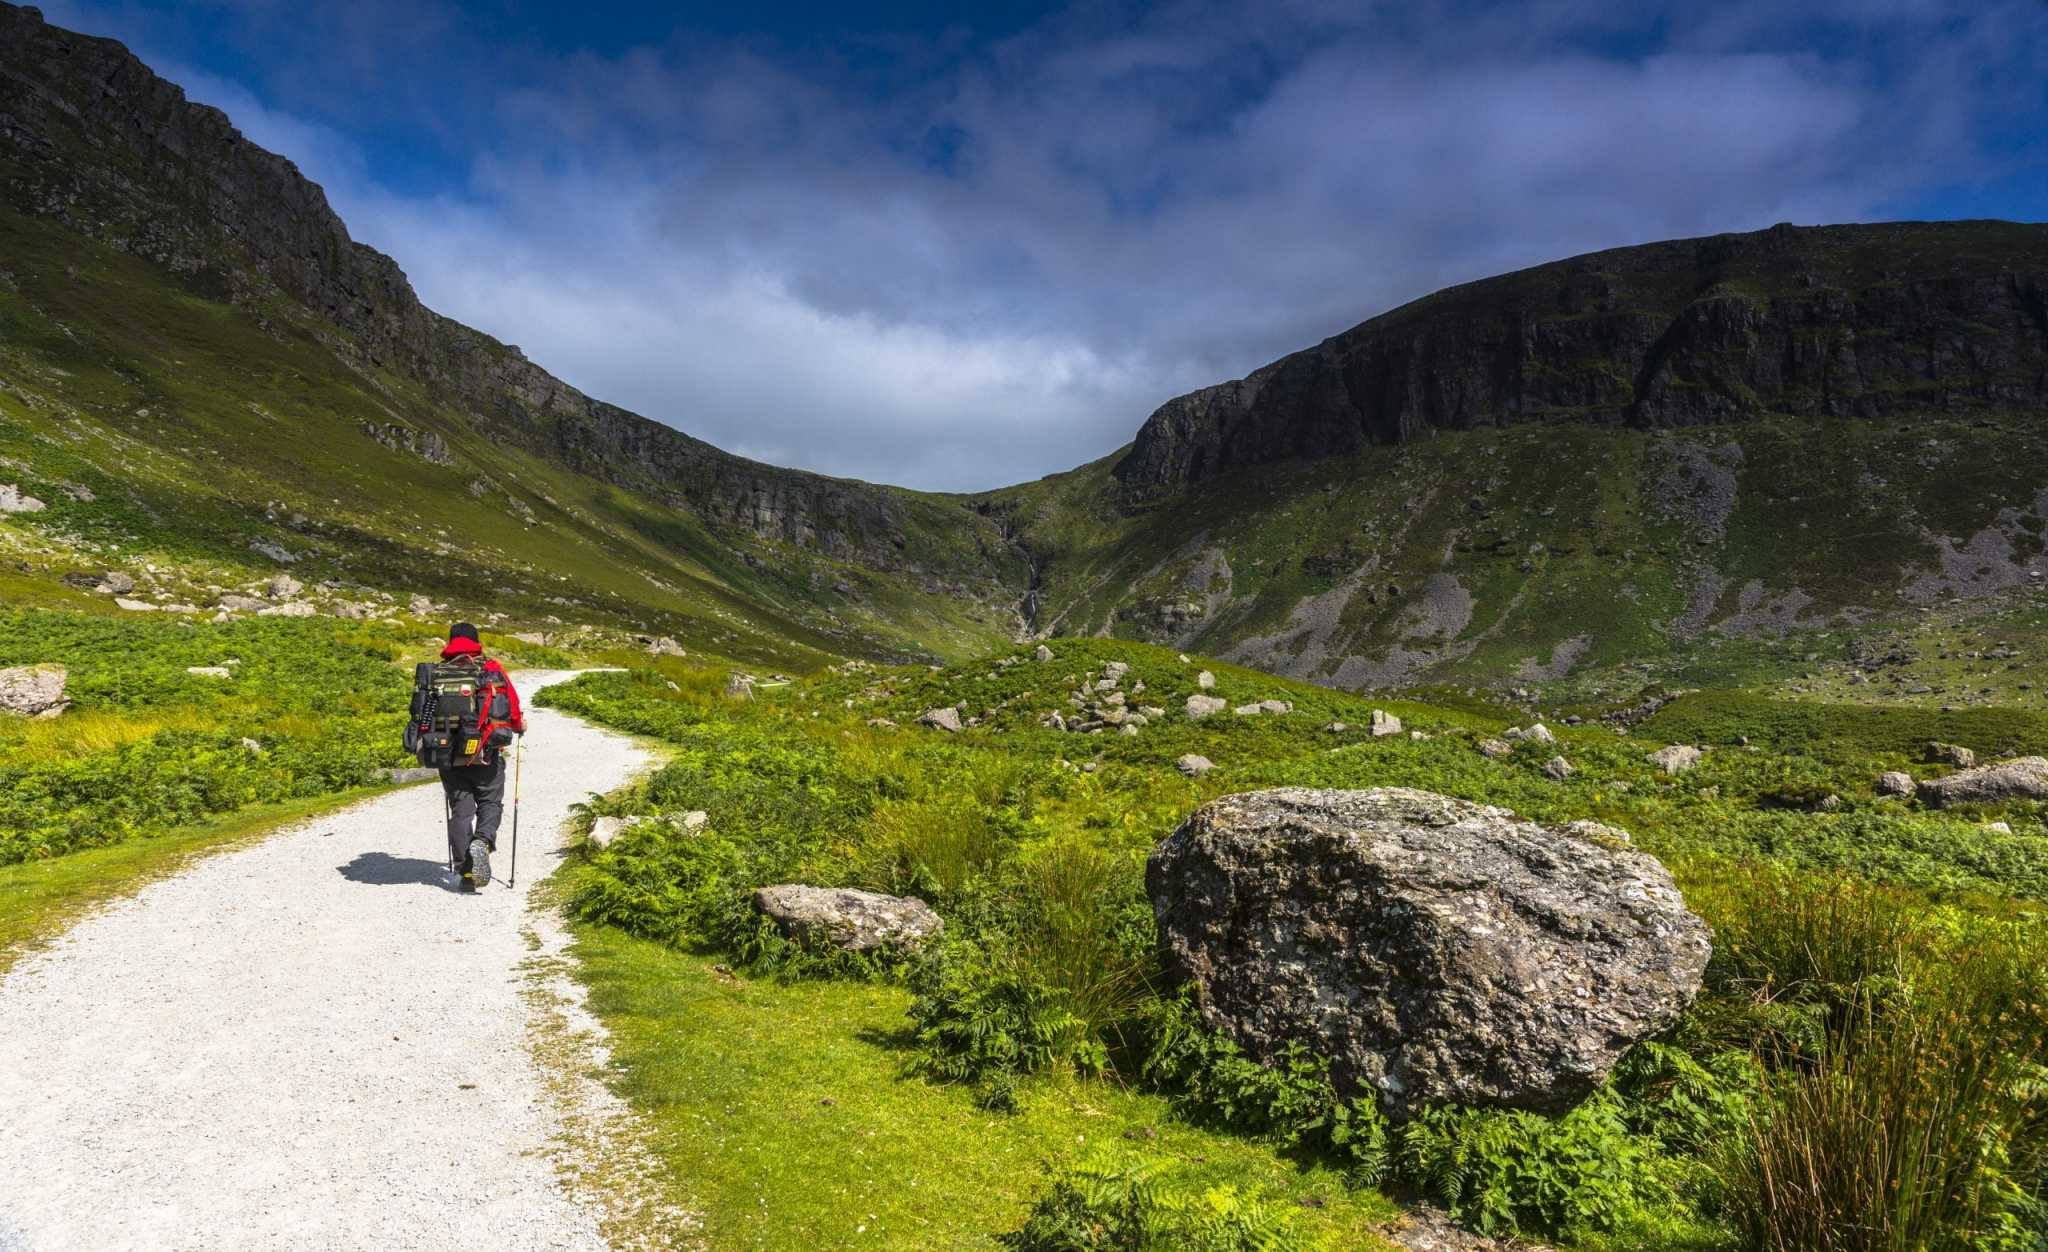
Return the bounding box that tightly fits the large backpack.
[405,655,513,768]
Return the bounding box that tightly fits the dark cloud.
[40,0,2048,489]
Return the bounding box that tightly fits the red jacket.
[440,636,526,735]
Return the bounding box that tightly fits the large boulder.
[1918,757,2048,807]
[753,884,943,952]
[918,706,963,733]
[0,664,68,717]
[1146,787,1710,1118]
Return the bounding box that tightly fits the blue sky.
[36,0,2048,491]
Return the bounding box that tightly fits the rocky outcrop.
[1918,757,2048,806]
[1146,787,1709,1117]
[752,884,943,952]
[1114,220,2048,500]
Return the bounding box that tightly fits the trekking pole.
[507,734,522,888]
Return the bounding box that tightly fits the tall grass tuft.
[861,795,1006,901]
[1006,840,1157,1064]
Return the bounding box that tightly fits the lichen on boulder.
[1146,787,1710,1118]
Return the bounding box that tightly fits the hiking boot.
[468,838,492,890]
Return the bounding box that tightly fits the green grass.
[0,783,399,973]
[570,924,1402,1250]
[545,639,2048,1249]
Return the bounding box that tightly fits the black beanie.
[448,621,480,644]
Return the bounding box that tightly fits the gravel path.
[0,671,678,1252]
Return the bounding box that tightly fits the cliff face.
[0,1,991,576]
[1114,221,2048,500]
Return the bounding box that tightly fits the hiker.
[424,623,525,891]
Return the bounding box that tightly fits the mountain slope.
[0,1,1027,664]
[992,221,2048,700]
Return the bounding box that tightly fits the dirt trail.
[0,671,679,1252]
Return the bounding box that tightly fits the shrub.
[1001,1155,1308,1252]
[1398,1095,1665,1238]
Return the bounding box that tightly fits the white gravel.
[0,671,676,1252]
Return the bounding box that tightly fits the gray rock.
[1506,723,1556,745]
[258,602,317,618]
[1176,754,1216,778]
[589,815,644,848]
[1103,661,1130,681]
[217,594,268,612]
[0,664,68,717]
[1196,670,1216,690]
[1541,756,1575,781]
[1370,709,1402,737]
[185,666,233,678]
[114,597,159,612]
[0,483,46,513]
[1034,644,1055,662]
[918,706,963,733]
[1147,787,1709,1117]
[1924,741,1977,769]
[753,884,943,952]
[249,539,299,564]
[679,810,710,831]
[1919,757,2048,806]
[1325,722,1349,733]
[1185,694,1227,720]
[1477,737,1513,759]
[267,574,303,600]
[102,571,136,595]
[378,766,440,785]
[1646,744,1703,774]
[645,636,687,657]
[239,737,265,754]
[1876,770,1916,798]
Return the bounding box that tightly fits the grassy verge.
[0,782,401,973]
[569,922,1402,1250]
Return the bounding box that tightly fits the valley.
[2,3,2047,1250]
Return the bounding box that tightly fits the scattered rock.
[1370,709,1402,737]
[258,602,318,618]
[1147,788,1709,1117]
[1646,744,1704,774]
[865,717,897,729]
[1987,821,2014,834]
[267,574,303,600]
[113,597,158,612]
[1176,754,1216,778]
[217,594,268,612]
[644,636,686,658]
[184,666,233,678]
[0,664,68,717]
[1196,670,1216,690]
[1185,694,1227,720]
[1034,644,1055,662]
[101,571,135,595]
[752,884,944,952]
[408,594,435,615]
[589,815,644,848]
[1476,737,1513,759]
[1876,770,1917,798]
[0,484,46,513]
[680,810,710,831]
[1103,661,1130,681]
[1325,722,1349,734]
[1919,757,2048,806]
[1505,723,1556,745]
[1924,741,1977,769]
[1541,756,1575,781]
[918,707,963,733]
[249,539,299,564]
[1817,793,1844,812]
[239,737,265,755]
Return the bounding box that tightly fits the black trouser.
[440,754,506,868]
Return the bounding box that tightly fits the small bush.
[1002,1155,1308,1252]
